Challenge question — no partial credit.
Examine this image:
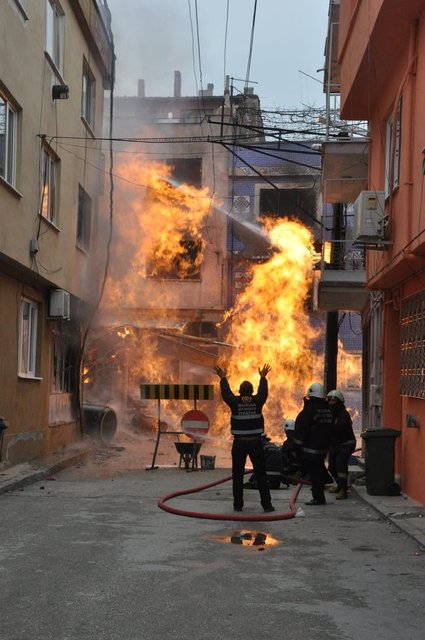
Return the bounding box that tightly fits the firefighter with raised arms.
[213,363,275,513]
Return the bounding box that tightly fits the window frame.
[51,332,73,393]
[0,93,17,188]
[12,0,29,21]
[81,60,96,130]
[18,298,39,378]
[45,0,64,76]
[40,145,59,225]
[385,99,402,198]
[76,184,92,251]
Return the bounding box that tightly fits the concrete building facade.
[88,79,266,418]
[333,0,425,503]
[0,0,113,467]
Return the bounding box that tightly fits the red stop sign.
[181,409,210,437]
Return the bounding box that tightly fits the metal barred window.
[400,291,425,398]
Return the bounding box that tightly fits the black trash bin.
[361,428,400,496]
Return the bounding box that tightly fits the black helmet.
[239,380,254,396]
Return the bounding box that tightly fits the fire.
[117,326,131,338]
[216,218,323,439]
[101,157,212,307]
[92,156,361,444]
[337,337,362,389]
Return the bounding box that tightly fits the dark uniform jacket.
[294,397,333,459]
[219,377,267,436]
[329,403,356,453]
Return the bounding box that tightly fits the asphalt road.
[1,437,425,640]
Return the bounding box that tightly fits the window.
[40,145,59,224]
[51,333,73,392]
[385,100,402,197]
[147,236,203,280]
[12,0,29,21]
[259,186,317,228]
[0,93,17,187]
[165,158,202,188]
[18,299,38,377]
[81,60,96,129]
[76,184,91,251]
[45,0,64,74]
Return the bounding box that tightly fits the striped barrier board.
[140,384,214,401]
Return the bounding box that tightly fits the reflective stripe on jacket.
[294,397,333,459]
[219,376,267,436]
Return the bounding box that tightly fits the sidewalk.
[351,484,425,548]
[1,441,425,549]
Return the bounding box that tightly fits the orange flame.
[93,157,361,442]
[102,157,212,307]
[216,218,323,438]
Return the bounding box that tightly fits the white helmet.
[327,389,345,403]
[283,418,295,432]
[306,382,325,399]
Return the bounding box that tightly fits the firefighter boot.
[335,489,347,500]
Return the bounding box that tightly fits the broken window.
[147,236,203,280]
[259,187,317,229]
[164,158,202,188]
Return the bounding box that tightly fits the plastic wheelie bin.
[361,428,400,496]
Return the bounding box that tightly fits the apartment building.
[328,0,425,503]
[0,0,113,466]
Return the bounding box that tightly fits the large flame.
[102,157,212,307]
[91,156,360,444]
[216,218,323,437]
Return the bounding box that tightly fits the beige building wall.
[0,0,113,466]
[102,93,232,325]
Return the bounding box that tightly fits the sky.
[106,0,330,110]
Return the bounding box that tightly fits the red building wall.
[338,0,425,503]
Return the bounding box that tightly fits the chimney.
[138,79,145,97]
[174,71,181,98]
[198,83,214,98]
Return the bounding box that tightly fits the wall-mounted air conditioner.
[353,190,385,243]
[49,289,71,320]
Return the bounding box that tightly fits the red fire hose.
[158,473,305,522]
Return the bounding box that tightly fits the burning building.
[85,73,361,445]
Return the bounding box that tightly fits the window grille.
[400,290,425,398]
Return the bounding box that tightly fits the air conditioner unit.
[353,190,385,243]
[49,289,71,320]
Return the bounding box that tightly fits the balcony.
[313,240,368,312]
[321,139,369,205]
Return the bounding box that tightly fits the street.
[1,436,425,640]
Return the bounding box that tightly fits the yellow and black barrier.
[140,384,214,401]
[140,383,214,469]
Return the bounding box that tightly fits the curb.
[0,448,93,496]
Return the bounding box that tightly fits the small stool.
[174,442,202,471]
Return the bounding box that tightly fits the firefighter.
[327,389,356,499]
[294,382,333,505]
[213,364,275,513]
[244,435,283,490]
[280,418,302,484]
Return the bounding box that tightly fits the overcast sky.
[106,0,330,110]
